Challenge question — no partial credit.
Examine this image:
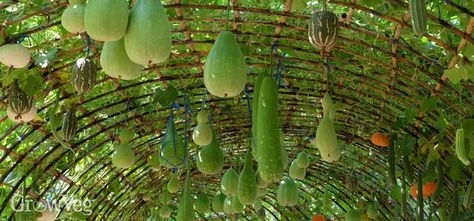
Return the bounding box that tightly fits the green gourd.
[211,192,226,213]
[409,0,427,35]
[308,10,339,51]
[221,168,239,196]
[315,94,341,162]
[147,152,161,171]
[111,142,136,169]
[124,0,172,65]
[238,153,257,205]
[160,120,186,168]
[71,58,97,93]
[0,44,31,68]
[84,0,128,41]
[295,151,310,168]
[223,196,233,214]
[321,92,336,122]
[289,160,306,180]
[8,81,33,120]
[231,195,245,213]
[100,38,143,80]
[194,193,210,213]
[159,205,171,218]
[252,73,267,159]
[196,131,224,175]
[256,76,283,183]
[256,169,269,189]
[276,177,298,207]
[176,169,195,221]
[61,4,86,33]
[204,31,247,98]
[167,175,180,193]
[193,112,213,146]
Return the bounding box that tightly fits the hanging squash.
[100,38,143,80]
[276,177,298,207]
[111,142,136,169]
[62,106,77,142]
[238,152,257,205]
[84,0,129,41]
[71,58,97,93]
[160,118,186,168]
[409,0,427,35]
[315,94,340,162]
[221,168,239,196]
[194,193,210,213]
[308,10,339,52]
[196,131,224,175]
[211,192,226,213]
[204,31,247,98]
[370,132,389,147]
[124,0,172,65]
[289,160,306,180]
[192,111,213,146]
[167,174,180,193]
[177,169,195,221]
[0,44,31,68]
[61,4,86,34]
[8,82,33,120]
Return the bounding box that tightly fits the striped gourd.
[62,106,77,142]
[8,81,33,119]
[71,58,97,93]
[464,176,474,209]
[308,10,339,51]
[409,0,427,35]
[455,128,470,166]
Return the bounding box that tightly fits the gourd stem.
[323,0,328,11]
[225,0,231,31]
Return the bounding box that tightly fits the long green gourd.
[409,0,427,35]
[177,167,194,221]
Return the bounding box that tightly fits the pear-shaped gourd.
[238,153,257,205]
[196,131,224,175]
[100,38,143,80]
[223,196,233,214]
[124,0,172,65]
[256,76,283,183]
[167,175,180,193]
[84,0,128,41]
[315,115,340,162]
[212,192,226,213]
[194,193,210,213]
[112,142,136,169]
[177,169,195,221]
[221,168,239,196]
[204,31,247,98]
[160,119,186,168]
[254,199,263,210]
[193,111,213,146]
[231,195,245,213]
[0,44,30,68]
[289,160,306,180]
[276,177,298,207]
[61,4,85,34]
[147,151,161,171]
[119,128,134,143]
[345,209,362,221]
[295,151,310,168]
[159,205,171,218]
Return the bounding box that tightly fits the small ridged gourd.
[167,175,180,193]
[315,93,340,162]
[196,131,224,175]
[276,177,298,207]
[193,111,213,146]
[409,0,427,35]
[238,153,257,205]
[177,170,195,221]
[308,10,339,51]
[111,142,136,169]
[100,38,143,80]
[221,168,239,196]
[160,119,186,168]
[8,81,33,120]
[61,4,86,34]
[84,0,129,41]
[194,193,210,213]
[204,31,247,98]
[0,44,30,68]
[124,0,172,65]
[256,76,283,183]
[62,106,77,142]
[212,193,226,213]
[71,58,97,93]
[289,160,306,180]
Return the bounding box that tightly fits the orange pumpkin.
[370,132,389,147]
[410,181,437,199]
[312,214,326,221]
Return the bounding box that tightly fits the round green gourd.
[112,143,136,169]
[204,31,247,98]
[315,115,340,162]
[289,160,306,180]
[71,58,97,93]
[231,195,245,213]
[194,193,210,213]
[196,111,209,124]
[177,171,195,221]
[84,0,128,41]
[159,205,171,218]
[167,175,180,193]
[0,44,30,68]
[321,92,336,122]
[192,124,213,146]
[100,38,143,80]
[345,209,362,221]
[147,152,161,171]
[409,0,427,36]
[223,196,233,214]
[238,153,257,205]
[61,4,85,34]
[160,120,186,168]
[276,177,298,207]
[8,81,33,118]
[221,168,239,196]
[295,152,310,169]
[61,107,77,142]
[256,76,283,183]
[211,193,226,213]
[196,131,224,175]
[124,0,172,65]
[308,10,339,51]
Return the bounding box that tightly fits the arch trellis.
[0,0,473,220]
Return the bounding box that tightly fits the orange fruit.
[312,214,326,221]
[370,132,389,147]
[410,181,437,199]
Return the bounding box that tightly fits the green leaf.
[419,96,438,113]
[390,185,402,202]
[154,85,178,107]
[292,0,307,11]
[426,149,440,166]
[446,156,467,181]
[17,68,43,96]
[462,43,474,58]
[444,66,469,84]
[33,48,57,68]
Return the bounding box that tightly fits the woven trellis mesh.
[0,0,473,220]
